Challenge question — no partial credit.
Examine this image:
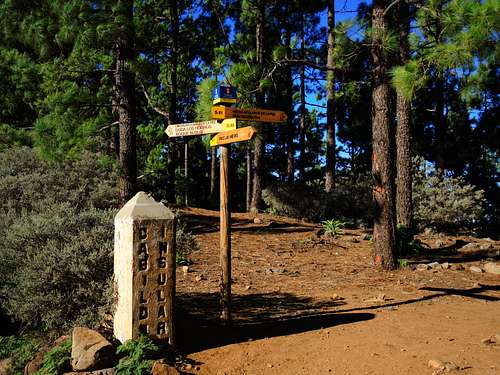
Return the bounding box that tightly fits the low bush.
[175,221,199,265]
[0,147,118,335]
[413,158,486,231]
[262,175,372,223]
[35,338,72,375]
[115,335,161,375]
[0,205,115,334]
[0,335,40,375]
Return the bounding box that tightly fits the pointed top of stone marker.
[115,191,175,220]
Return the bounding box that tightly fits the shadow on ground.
[407,239,499,265]
[175,291,373,353]
[175,284,500,354]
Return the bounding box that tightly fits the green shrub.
[115,335,161,375]
[175,221,198,265]
[0,206,115,334]
[0,336,40,375]
[321,219,345,237]
[0,147,118,335]
[35,339,72,375]
[262,176,372,223]
[396,225,424,256]
[413,158,486,231]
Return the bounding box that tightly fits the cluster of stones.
[414,261,500,274]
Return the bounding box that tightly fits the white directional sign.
[165,119,236,137]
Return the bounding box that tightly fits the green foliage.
[115,335,160,375]
[396,225,423,257]
[175,221,198,266]
[262,176,372,223]
[0,147,117,334]
[321,219,345,237]
[413,158,486,231]
[397,259,410,268]
[35,339,72,375]
[0,336,40,375]
[391,60,427,100]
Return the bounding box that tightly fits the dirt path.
[174,208,500,375]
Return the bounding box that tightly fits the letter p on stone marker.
[113,192,176,345]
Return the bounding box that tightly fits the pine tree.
[371,0,397,270]
[395,0,413,231]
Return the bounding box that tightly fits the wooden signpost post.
[165,85,286,324]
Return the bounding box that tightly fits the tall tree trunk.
[325,0,336,192]
[371,0,397,270]
[395,0,413,230]
[435,75,446,172]
[285,20,295,183]
[250,1,265,213]
[298,12,306,180]
[114,0,137,205]
[246,146,253,212]
[166,0,179,203]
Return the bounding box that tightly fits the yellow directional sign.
[211,106,287,123]
[165,118,236,137]
[210,126,256,147]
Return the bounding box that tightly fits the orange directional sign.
[210,126,256,147]
[211,106,287,123]
[165,118,236,137]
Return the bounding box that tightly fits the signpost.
[165,119,236,137]
[211,106,287,123]
[210,126,255,147]
[165,85,286,324]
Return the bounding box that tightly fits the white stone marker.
[114,192,176,344]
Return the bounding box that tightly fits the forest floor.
[174,208,500,375]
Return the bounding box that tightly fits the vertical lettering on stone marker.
[158,305,166,318]
[157,290,165,302]
[113,192,176,344]
[139,306,148,320]
[157,256,166,268]
[157,322,166,335]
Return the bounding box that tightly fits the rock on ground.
[71,327,114,371]
[483,262,500,275]
[469,266,483,273]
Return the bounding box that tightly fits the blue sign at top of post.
[213,85,237,100]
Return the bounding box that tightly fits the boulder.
[483,262,500,275]
[71,327,114,371]
[152,362,180,375]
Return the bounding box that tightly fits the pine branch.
[142,87,170,121]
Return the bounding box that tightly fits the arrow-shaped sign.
[165,118,236,137]
[211,106,287,123]
[210,126,256,147]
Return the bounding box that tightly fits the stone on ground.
[71,327,114,371]
[483,262,500,275]
[469,265,483,273]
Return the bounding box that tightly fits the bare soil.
[174,208,500,375]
